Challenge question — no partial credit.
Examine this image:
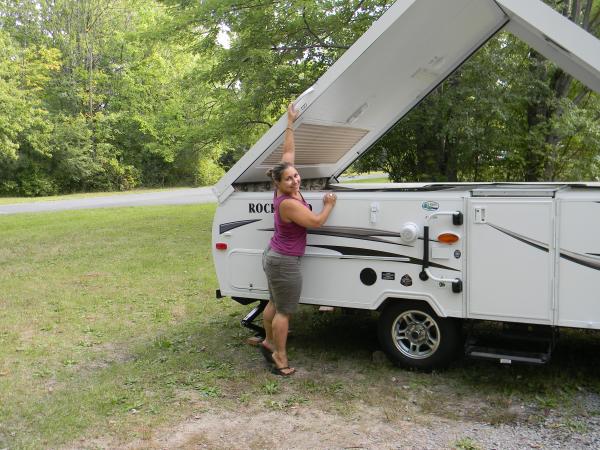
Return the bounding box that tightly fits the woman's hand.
[287,102,299,126]
[323,192,337,206]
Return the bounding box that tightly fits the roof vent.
[260,123,370,167]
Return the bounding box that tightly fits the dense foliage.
[0,0,222,196]
[0,0,599,196]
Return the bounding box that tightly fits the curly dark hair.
[266,161,294,182]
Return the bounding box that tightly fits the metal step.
[464,324,557,365]
[465,344,551,365]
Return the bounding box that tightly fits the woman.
[260,103,337,376]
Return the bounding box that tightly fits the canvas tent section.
[213,0,600,202]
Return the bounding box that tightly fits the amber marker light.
[215,243,228,250]
[437,232,460,244]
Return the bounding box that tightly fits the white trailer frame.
[211,0,600,369]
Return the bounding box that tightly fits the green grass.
[453,437,481,450]
[344,177,390,184]
[0,187,191,205]
[339,171,390,184]
[341,176,390,183]
[0,204,222,448]
[2,205,600,448]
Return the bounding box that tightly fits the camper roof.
[214,0,600,202]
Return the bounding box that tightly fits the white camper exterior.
[211,0,600,369]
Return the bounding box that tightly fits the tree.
[0,0,220,195]
[160,0,394,165]
[0,29,58,195]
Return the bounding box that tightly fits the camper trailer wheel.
[378,301,459,371]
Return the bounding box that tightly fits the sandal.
[259,343,275,364]
[271,366,296,376]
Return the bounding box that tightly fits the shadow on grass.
[448,328,600,396]
[254,307,600,423]
[8,304,600,448]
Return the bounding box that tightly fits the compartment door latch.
[474,207,487,224]
[370,202,379,224]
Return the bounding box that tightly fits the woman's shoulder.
[275,191,302,200]
[278,195,299,206]
[279,196,308,213]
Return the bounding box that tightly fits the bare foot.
[271,366,295,376]
[271,351,295,376]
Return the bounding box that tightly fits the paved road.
[0,187,217,215]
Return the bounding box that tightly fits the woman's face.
[277,166,301,195]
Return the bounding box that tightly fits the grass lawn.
[339,172,390,184]
[341,176,390,183]
[2,205,600,448]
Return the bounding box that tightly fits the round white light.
[400,222,419,243]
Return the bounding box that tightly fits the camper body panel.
[213,190,466,317]
[213,185,600,330]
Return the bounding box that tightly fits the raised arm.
[281,103,299,164]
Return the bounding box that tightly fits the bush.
[195,157,224,186]
[89,156,141,192]
[17,171,58,196]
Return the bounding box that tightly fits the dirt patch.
[75,341,136,373]
[75,394,600,450]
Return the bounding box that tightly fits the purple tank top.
[270,191,309,256]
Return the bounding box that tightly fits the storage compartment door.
[557,201,600,328]
[228,250,269,292]
[467,200,554,323]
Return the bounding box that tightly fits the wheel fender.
[374,291,446,317]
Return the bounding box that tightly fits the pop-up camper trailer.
[212,0,600,370]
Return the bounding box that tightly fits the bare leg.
[262,300,276,350]
[271,312,295,374]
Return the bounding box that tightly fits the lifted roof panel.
[214,0,600,201]
[498,0,600,93]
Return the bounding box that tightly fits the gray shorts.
[262,246,302,315]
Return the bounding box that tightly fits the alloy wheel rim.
[391,310,440,359]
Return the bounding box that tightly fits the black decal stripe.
[259,226,438,246]
[488,223,600,271]
[258,227,418,246]
[219,219,261,234]
[309,245,401,258]
[487,223,549,253]
[310,226,439,244]
[561,250,600,271]
[308,244,459,272]
[315,226,401,237]
[306,228,411,247]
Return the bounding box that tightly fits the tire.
[377,300,460,371]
